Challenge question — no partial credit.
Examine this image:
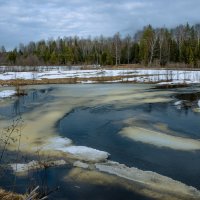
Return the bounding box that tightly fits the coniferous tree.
[1,23,200,67]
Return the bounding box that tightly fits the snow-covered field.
[0,68,200,84]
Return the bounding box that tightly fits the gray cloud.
[0,0,199,49]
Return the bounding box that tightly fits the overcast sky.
[0,0,200,49]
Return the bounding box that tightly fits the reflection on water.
[0,86,54,118]
[0,166,151,200]
[0,84,200,199]
[59,98,200,189]
[175,91,200,101]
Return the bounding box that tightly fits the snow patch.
[0,90,16,98]
[1,69,200,84]
[80,80,97,84]
[10,160,66,174]
[174,101,182,106]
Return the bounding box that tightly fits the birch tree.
[113,32,121,66]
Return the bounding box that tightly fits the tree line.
[1,23,200,67]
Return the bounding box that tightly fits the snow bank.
[0,90,15,98]
[1,69,200,84]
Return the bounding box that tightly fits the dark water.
[1,84,200,199]
[0,87,54,118]
[0,166,151,200]
[58,98,200,190]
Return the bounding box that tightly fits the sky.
[0,0,200,49]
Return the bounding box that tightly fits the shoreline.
[1,68,200,86]
[0,77,156,86]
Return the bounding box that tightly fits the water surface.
[0,84,200,199]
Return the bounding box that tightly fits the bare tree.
[149,28,159,66]
[172,25,186,61]
[194,24,200,46]
[113,32,121,66]
[158,28,170,65]
[125,34,131,64]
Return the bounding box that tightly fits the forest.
[1,23,200,67]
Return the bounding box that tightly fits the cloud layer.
[0,0,200,49]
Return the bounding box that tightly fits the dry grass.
[0,75,137,86]
[1,65,200,86]
[101,64,200,70]
[0,75,175,86]
[0,189,24,200]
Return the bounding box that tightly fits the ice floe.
[42,136,72,151]
[40,137,109,162]
[73,161,89,169]
[36,136,109,162]
[61,146,110,162]
[66,161,200,200]
[95,161,200,200]
[120,126,200,151]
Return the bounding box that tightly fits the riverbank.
[0,68,200,86]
